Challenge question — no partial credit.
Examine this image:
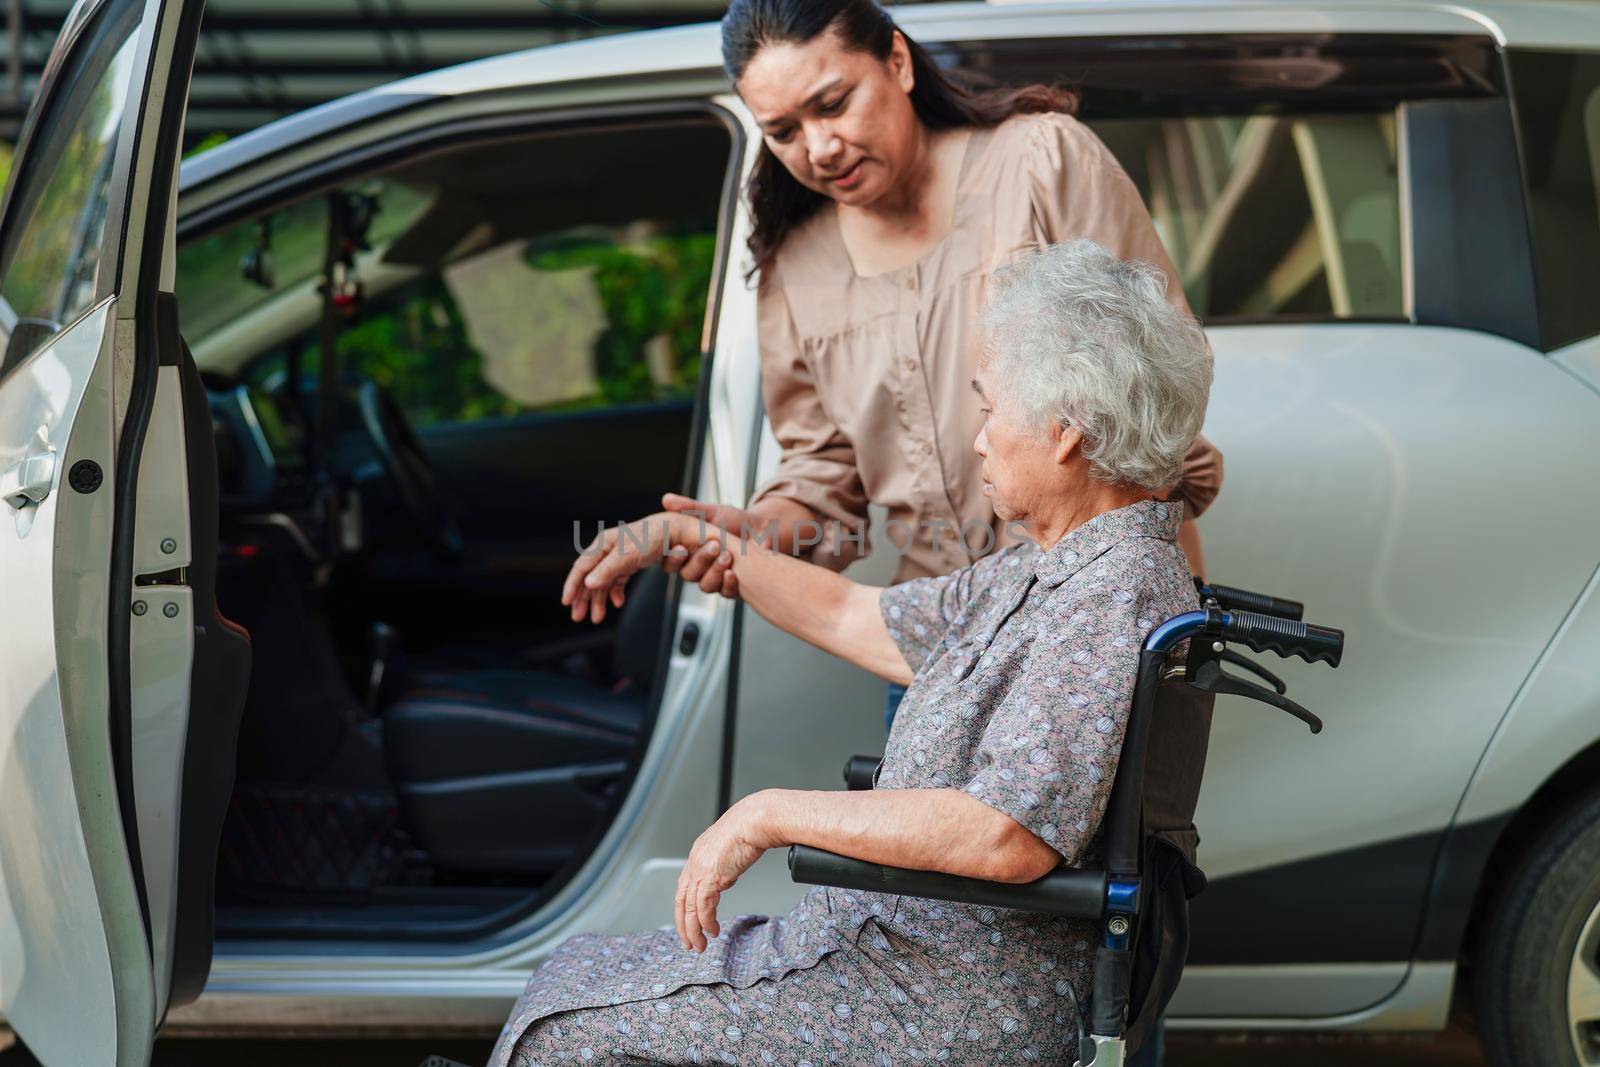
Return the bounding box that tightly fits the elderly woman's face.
[972,361,1074,529]
[736,27,921,208]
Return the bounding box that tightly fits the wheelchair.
[788,581,1345,1066]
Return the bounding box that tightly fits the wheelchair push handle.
[1197,580,1304,620]
[1222,609,1344,668]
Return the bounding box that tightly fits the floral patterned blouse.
[492,499,1199,1065]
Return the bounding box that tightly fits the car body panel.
[1195,323,1600,875]
[0,301,156,1066]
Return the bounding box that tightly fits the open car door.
[0,1,247,1064]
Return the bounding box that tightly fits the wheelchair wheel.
[1474,788,1600,1067]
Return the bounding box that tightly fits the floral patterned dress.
[491,499,1198,1066]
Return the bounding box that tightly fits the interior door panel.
[392,400,693,601]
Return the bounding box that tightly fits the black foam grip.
[1223,610,1343,667]
[843,755,880,791]
[787,845,1106,919]
[1092,945,1132,1036]
[1205,582,1304,621]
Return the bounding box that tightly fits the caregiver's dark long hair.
[722,0,1078,283]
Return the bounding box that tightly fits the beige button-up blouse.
[749,110,1223,584]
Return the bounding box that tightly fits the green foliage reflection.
[248,225,715,428]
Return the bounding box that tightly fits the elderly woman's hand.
[561,511,733,622]
[675,793,779,952]
[659,493,745,599]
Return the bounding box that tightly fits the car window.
[242,219,715,427]
[1087,111,1402,321]
[1507,49,1600,350]
[0,0,144,382]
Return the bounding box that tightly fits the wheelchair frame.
[788,582,1344,1066]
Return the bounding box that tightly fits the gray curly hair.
[977,239,1212,492]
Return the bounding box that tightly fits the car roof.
[367,0,1600,100]
[180,0,1599,193]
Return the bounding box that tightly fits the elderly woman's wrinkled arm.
[674,785,1061,952]
[562,510,912,686]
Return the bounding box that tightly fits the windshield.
[175,177,432,341]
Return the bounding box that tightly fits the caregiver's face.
[737,26,921,207]
[973,362,1064,527]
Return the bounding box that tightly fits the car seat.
[382,568,670,873]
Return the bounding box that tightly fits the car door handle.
[2,439,56,510]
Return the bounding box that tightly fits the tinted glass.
[1088,111,1403,321]
[0,0,144,380]
[175,179,431,340]
[242,221,715,427]
[1507,49,1600,350]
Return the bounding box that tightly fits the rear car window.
[1087,111,1402,322]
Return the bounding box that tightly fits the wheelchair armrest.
[843,755,881,791]
[788,844,1106,920]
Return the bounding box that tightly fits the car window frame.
[1504,47,1600,352]
[0,0,147,385]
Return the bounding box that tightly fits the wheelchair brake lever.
[1190,658,1323,734]
[1220,648,1287,695]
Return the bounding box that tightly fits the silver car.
[3,1,1600,1064]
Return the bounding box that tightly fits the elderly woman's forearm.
[727,543,912,683]
[751,788,1060,884]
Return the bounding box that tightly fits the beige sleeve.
[1158,433,1225,520]
[1026,111,1193,317]
[1028,113,1223,517]
[747,281,871,570]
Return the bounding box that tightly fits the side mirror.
[0,316,62,377]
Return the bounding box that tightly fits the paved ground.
[2,1025,1492,1065]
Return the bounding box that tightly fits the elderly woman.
[492,240,1212,1066]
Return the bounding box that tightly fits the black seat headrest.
[612,568,669,690]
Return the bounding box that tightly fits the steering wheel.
[355,380,463,554]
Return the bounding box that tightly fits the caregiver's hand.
[675,792,777,952]
[660,493,751,599]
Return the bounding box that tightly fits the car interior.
[174,113,735,940]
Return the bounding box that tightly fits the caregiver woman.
[641,0,1223,616]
